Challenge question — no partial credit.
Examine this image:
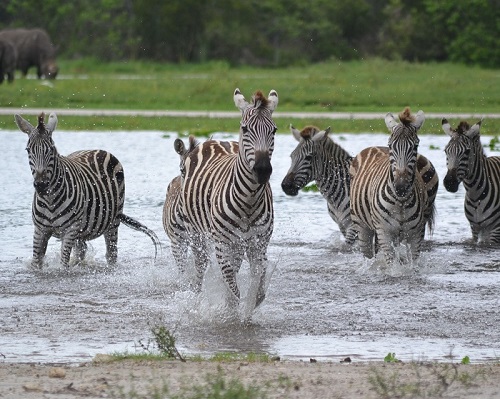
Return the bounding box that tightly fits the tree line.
[1,0,499,68]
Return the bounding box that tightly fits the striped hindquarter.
[349,109,438,264]
[16,112,160,268]
[168,89,278,310]
[281,125,356,245]
[442,118,500,244]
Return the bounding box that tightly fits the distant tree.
[133,0,208,62]
[421,0,500,68]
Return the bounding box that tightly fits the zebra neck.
[313,157,351,194]
[233,156,268,198]
[39,156,71,202]
[463,147,488,197]
[463,152,489,197]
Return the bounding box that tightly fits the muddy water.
[1,129,499,364]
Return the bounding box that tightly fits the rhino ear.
[46,112,58,133]
[15,114,34,134]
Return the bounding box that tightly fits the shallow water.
[1,129,499,364]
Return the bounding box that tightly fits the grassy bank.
[0,58,498,134]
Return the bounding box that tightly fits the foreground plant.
[111,366,267,399]
[369,360,488,398]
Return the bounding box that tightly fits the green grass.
[1,58,499,133]
[106,351,275,364]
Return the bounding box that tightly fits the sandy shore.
[1,358,499,398]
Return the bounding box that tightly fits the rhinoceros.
[0,28,58,79]
[0,37,17,83]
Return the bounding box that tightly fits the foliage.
[488,136,500,151]
[461,356,471,365]
[111,367,267,399]
[369,360,487,399]
[1,59,499,134]
[137,325,185,361]
[384,352,401,363]
[1,0,499,67]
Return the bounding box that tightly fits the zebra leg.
[470,225,479,243]
[190,234,210,292]
[104,223,120,265]
[356,226,376,259]
[215,241,243,304]
[246,244,268,309]
[344,226,358,247]
[60,235,77,268]
[170,237,189,274]
[32,228,51,269]
[376,231,396,264]
[74,240,88,263]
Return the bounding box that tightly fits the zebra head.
[385,108,424,197]
[174,135,198,179]
[281,125,329,196]
[234,88,278,185]
[15,112,59,196]
[442,118,483,193]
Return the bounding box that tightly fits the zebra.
[281,125,356,245]
[349,108,438,263]
[164,88,278,309]
[16,112,160,269]
[162,135,201,276]
[442,118,500,244]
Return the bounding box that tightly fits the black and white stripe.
[16,112,160,268]
[349,108,438,263]
[163,135,200,275]
[165,88,278,309]
[281,125,356,245]
[442,118,500,244]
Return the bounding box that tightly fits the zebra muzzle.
[34,180,50,195]
[281,174,299,196]
[443,170,460,193]
[253,152,272,184]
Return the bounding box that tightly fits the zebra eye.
[241,125,248,133]
[305,155,313,162]
[464,149,471,156]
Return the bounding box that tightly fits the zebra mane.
[187,135,199,153]
[299,126,320,139]
[37,112,46,131]
[398,107,416,126]
[251,90,269,108]
[455,121,471,135]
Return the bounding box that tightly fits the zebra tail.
[118,214,161,259]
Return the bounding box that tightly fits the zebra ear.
[414,110,425,129]
[467,118,482,138]
[174,138,186,156]
[46,112,58,134]
[311,126,330,142]
[267,89,278,113]
[441,118,454,137]
[15,114,34,134]
[290,124,302,142]
[234,88,248,111]
[385,112,398,131]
